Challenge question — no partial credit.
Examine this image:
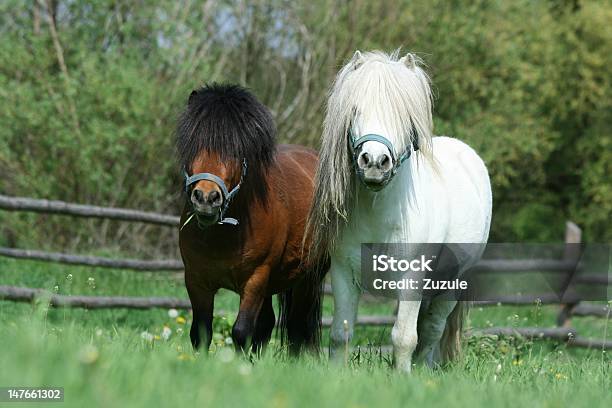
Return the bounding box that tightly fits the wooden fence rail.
[472,259,576,273]
[0,285,190,309]
[571,303,611,318]
[0,247,183,271]
[0,194,179,226]
[467,327,612,350]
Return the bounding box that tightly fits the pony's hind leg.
[414,299,457,367]
[251,296,275,355]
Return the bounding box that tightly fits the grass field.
[0,257,610,408]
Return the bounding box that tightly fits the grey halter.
[349,131,419,189]
[184,159,247,226]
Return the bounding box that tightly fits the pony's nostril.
[359,152,370,167]
[380,154,390,169]
[192,189,204,203]
[207,190,221,205]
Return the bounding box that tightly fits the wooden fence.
[0,194,610,349]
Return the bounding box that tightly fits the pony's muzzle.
[357,150,393,172]
[357,149,393,190]
[190,187,223,221]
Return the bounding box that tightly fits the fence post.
[564,221,582,246]
[556,221,582,327]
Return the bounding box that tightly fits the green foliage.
[0,0,610,252]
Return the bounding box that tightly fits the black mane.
[176,83,277,207]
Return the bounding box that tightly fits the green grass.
[0,257,610,408]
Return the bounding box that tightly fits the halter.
[183,159,247,226]
[349,130,419,188]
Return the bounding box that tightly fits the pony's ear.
[188,90,198,104]
[351,50,365,70]
[399,53,416,69]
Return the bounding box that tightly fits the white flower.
[238,363,252,376]
[218,347,235,363]
[168,309,179,319]
[141,331,154,342]
[161,326,172,340]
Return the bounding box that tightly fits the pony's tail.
[305,257,331,354]
[277,289,292,350]
[304,277,324,354]
[276,269,326,355]
[440,301,468,363]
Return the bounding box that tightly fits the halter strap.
[185,173,230,198]
[183,159,247,226]
[350,132,419,177]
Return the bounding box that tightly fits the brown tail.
[277,289,290,347]
[276,272,325,355]
[440,301,468,363]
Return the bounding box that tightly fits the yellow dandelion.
[176,316,186,325]
[78,345,99,365]
[177,353,190,361]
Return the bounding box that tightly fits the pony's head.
[306,50,435,258]
[340,50,434,190]
[176,83,276,227]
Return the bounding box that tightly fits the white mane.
[306,50,436,261]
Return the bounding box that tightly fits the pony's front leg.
[232,266,269,353]
[186,282,215,352]
[392,300,421,373]
[329,259,360,362]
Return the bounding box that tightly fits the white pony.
[306,50,492,372]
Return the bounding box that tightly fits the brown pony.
[176,83,326,355]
